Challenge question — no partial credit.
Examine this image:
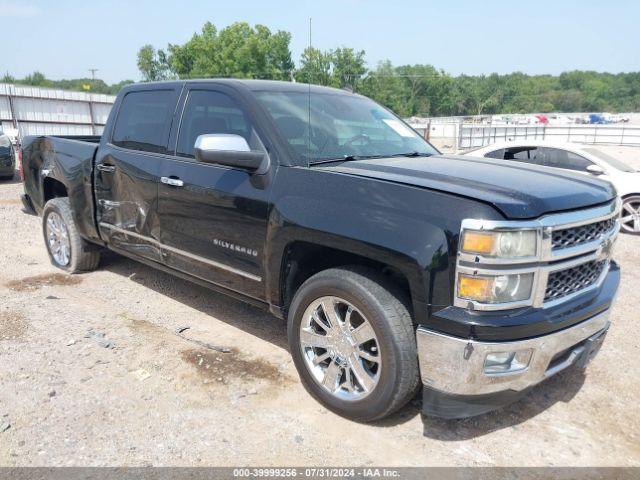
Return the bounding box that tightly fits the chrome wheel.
[46,212,71,266]
[621,197,640,234]
[299,296,381,401]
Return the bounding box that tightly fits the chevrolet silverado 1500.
[20,80,621,421]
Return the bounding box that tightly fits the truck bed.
[53,135,102,144]
[21,135,101,242]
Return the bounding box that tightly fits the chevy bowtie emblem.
[597,237,614,260]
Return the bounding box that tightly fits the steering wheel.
[343,133,371,147]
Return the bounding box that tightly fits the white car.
[465,141,640,234]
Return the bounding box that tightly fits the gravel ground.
[0,146,639,467]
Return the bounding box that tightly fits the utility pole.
[87,69,98,133]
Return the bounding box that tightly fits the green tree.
[132,23,640,115]
[9,30,640,116]
[107,80,135,95]
[451,74,504,116]
[360,61,411,115]
[24,71,50,87]
[137,44,171,81]
[295,47,366,89]
[294,47,333,85]
[330,47,367,89]
[1,72,15,83]
[163,21,293,80]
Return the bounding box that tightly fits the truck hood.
[320,154,616,219]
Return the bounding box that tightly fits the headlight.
[461,230,537,258]
[458,272,534,304]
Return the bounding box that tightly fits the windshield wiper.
[310,154,385,165]
[389,151,433,158]
[310,152,432,165]
[343,154,380,161]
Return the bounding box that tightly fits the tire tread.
[334,266,420,420]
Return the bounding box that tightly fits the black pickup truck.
[20,80,621,421]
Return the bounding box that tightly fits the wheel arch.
[43,176,69,203]
[269,237,430,325]
[40,173,101,243]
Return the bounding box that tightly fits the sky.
[1,0,639,84]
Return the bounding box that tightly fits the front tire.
[42,198,100,273]
[621,195,640,235]
[288,267,419,422]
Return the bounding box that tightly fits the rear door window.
[112,90,175,154]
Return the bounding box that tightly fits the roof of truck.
[132,79,357,96]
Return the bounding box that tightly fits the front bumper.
[417,309,610,418]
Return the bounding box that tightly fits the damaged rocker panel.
[98,222,262,282]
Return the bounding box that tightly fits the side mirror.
[586,164,605,176]
[194,134,269,174]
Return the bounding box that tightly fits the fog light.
[484,349,533,375]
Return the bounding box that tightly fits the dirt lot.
[0,146,639,467]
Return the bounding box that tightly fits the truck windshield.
[254,91,438,164]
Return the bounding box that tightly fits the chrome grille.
[545,260,607,302]
[456,200,619,311]
[552,217,617,251]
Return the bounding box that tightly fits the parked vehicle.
[0,133,15,180]
[20,80,621,421]
[589,113,611,124]
[466,141,640,234]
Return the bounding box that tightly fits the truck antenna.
[307,17,312,168]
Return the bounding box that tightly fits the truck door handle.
[97,164,116,173]
[160,176,184,187]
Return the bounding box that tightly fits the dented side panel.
[92,84,183,264]
[94,145,163,263]
[21,136,101,242]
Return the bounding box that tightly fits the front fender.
[265,166,504,323]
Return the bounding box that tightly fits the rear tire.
[288,266,419,422]
[42,198,100,273]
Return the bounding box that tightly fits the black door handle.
[97,164,116,173]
